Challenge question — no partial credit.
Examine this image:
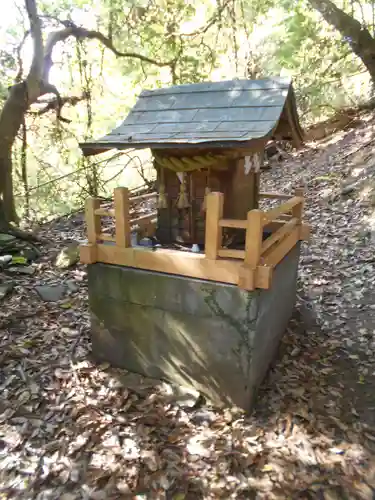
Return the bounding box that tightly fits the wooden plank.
[114,187,131,248]
[132,218,157,233]
[130,192,157,203]
[130,211,158,225]
[85,198,101,244]
[277,214,293,221]
[292,188,304,220]
[205,192,224,260]
[219,219,247,229]
[154,141,265,159]
[98,233,116,242]
[261,217,298,254]
[263,219,287,232]
[94,208,115,217]
[262,226,300,267]
[81,243,272,289]
[218,248,245,259]
[265,220,310,240]
[238,210,263,290]
[79,243,97,264]
[238,264,272,291]
[264,196,303,223]
[244,210,263,268]
[259,192,291,200]
[225,155,260,222]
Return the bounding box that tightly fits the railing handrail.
[261,217,298,255]
[218,219,247,229]
[259,191,291,200]
[262,196,303,224]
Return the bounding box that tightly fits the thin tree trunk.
[21,118,30,220]
[308,0,375,82]
[0,83,29,227]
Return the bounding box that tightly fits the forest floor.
[1,111,375,499]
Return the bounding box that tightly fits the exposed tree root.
[0,222,44,244]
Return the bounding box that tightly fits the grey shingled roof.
[81,77,302,154]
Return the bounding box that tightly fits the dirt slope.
[1,113,375,499]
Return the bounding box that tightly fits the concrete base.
[87,244,300,412]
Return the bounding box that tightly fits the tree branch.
[29,91,89,121]
[307,0,375,79]
[37,82,75,122]
[15,30,31,83]
[179,0,232,37]
[24,0,43,100]
[42,24,175,82]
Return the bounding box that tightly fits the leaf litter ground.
[1,113,375,499]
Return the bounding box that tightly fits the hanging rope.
[153,152,230,172]
[201,168,211,212]
[153,152,230,211]
[157,165,168,208]
[176,172,190,208]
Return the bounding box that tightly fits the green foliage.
[266,1,360,117]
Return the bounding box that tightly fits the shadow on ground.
[1,299,375,499]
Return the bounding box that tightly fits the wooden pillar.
[85,197,101,244]
[114,187,131,248]
[225,152,263,219]
[253,151,263,209]
[250,171,259,209]
[205,192,224,260]
[244,210,263,268]
[238,209,263,290]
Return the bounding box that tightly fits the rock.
[20,247,40,261]
[161,384,201,408]
[191,410,217,425]
[0,233,16,246]
[341,184,356,196]
[0,255,12,269]
[66,280,79,292]
[0,282,14,301]
[55,243,80,269]
[35,285,67,302]
[7,266,35,275]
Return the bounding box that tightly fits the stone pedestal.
[87,244,300,411]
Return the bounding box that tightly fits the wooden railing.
[80,187,309,291]
[85,188,157,246]
[204,188,308,289]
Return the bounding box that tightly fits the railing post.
[114,187,131,248]
[293,187,304,222]
[205,192,224,260]
[85,197,101,244]
[239,209,263,290]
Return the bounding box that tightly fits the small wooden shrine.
[79,78,310,411]
[81,77,304,249]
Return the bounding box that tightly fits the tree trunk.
[0,83,29,228]
[307,0,375,82]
